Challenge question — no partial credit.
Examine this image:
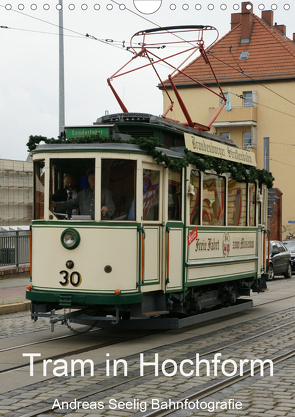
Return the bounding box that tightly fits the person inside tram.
[52,168,115,220]
[52,174,79,217]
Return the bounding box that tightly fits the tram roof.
[95,113,237,147]
[32,142,186,159]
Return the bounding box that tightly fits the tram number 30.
[59,270,82,287]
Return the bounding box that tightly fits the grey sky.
[0,1,293,160]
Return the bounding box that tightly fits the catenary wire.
[0,4,130,50]
[2,3,295,118]
[207,49,295,107]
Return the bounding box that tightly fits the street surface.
[0,276,295,416]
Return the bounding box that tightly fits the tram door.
[141,166,162,287]
[165,169,183,291]
[141,166,184,291]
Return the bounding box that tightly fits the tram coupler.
[111,306,120,325]
[49,308,85,332]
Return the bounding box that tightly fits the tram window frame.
[49,158,96,221]
[101,158,137,221]
[168,168,182,221]
[202,173,225,226]
[143,168,160,222]
[34,160,45,220]
[227,178,247,226]
[189,170,200,225]
[249,183,257,226]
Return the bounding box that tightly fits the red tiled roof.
[169,14,295,86]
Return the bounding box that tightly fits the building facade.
[162,1,295,240]
[0,159,33,227]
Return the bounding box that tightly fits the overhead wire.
[0,4,130,50]
[109,0,162,29]
[2,2,295,118]
[242,98,295,119]
[208,38,295,50]
[0,25,88,39]
[0,2,201,72]
[270,159,295,168]
[207,49,295,108]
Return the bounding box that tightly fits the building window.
[243,132,252,148]
[220,92,228,105]
[243,91,252,107]
[220,132,230,139]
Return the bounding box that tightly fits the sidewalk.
[0,265,31,315]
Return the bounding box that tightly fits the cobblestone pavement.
[178,357,295,417]
[1,307,295,416]
[0,312,55,338]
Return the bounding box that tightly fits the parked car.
[282,240,295,272]
[268,240,292,280]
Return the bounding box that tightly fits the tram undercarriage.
[30,277,261,332]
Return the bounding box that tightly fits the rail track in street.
[1,278,295,416]
[3,304,295,417]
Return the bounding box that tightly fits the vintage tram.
[26,113,270,330]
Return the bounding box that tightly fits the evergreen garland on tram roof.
[27,133,274,188]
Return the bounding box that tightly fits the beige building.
[162,1,295,240]
[0,159,33,226]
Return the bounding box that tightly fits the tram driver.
[52,174,79,217]
[51,168,115,220]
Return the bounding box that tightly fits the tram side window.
[190,170,200,225]
[102,159,136,221]
[143,169,160,221]
[50,158,96,220]
[228,179,247,226]
[202,173,225,226]
[34,160,45,219]
[168,169,182,221]
[249,183,257,226]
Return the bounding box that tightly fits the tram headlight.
[61,228,80,250]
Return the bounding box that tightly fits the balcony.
[208,106,257,127]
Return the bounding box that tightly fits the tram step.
[59,295,72,307]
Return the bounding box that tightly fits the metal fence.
[0,230,30,267]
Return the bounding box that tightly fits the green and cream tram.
[26,113,270,330]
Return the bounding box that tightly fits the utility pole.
[59,0,65,136]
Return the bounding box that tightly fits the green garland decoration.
[27,133,274,188]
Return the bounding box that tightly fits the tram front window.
[49,158,136,221]
[50,158,97,220]
[102,159,136,221]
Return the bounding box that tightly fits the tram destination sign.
[65,126,111,139]
[184,133,256,167]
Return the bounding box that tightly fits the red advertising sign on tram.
[187,226,198,246]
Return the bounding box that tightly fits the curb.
[0,301,31,315]
[0,264,30,277]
